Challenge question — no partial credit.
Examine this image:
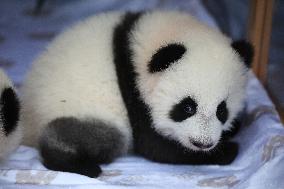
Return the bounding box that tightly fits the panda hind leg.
[39,117,125,177]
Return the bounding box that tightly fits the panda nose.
[191,140,214,149]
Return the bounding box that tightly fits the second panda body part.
[21,11,252,177]
[0,70,21,160]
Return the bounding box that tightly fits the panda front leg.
[39,117,126,177]
[136,128,239,165]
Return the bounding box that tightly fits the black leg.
[39,117,125,177]
[136,129,238,165]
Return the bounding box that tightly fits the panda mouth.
[189,138,215,151]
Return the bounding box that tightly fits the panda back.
[21,12,131,146]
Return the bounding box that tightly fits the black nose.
[191,140,214,149]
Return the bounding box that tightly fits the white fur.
[21,12,131,153]
[131,11,248,150]
[0,70,22,160]
[21,11,248,152]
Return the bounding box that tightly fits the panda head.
[133,27,253,151]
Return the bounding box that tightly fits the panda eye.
[216,101,228,124]
[169,97,197,122]
[184,106,194,114]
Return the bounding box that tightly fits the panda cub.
[21,11,253,177]
[0,69,21,160]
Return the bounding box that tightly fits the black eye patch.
[216,101,228,124]
[169,97,197,122]
[148,43,186,73]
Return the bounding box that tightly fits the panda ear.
[148,43,186,73]
[231,40,254,68]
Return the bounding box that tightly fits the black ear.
[231,40,254,68]
[148,43,186,73]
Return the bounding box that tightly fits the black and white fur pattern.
[21,11,253,177]
[0,70,21,160]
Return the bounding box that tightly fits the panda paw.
[214,141,239,165]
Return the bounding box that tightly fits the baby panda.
[20,11,253,177]
[0,69,21,160]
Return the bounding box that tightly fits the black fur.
[39,117,124,177]
[0,87,20,136]
[169,96,197,122]
[113,12,145,142]
[216,101,228,124]
[113,12,238,165]
[148,43,186,73]
[222,118,242,140]
[190,139,214,149]
[231,40,254,67]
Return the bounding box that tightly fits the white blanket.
[1,73,284,189]
[0,0,283,188]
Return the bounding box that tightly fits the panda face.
[150,78,245,152]
[170,98,229,125]
[168,96,230,151]
[134,38,252,152]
